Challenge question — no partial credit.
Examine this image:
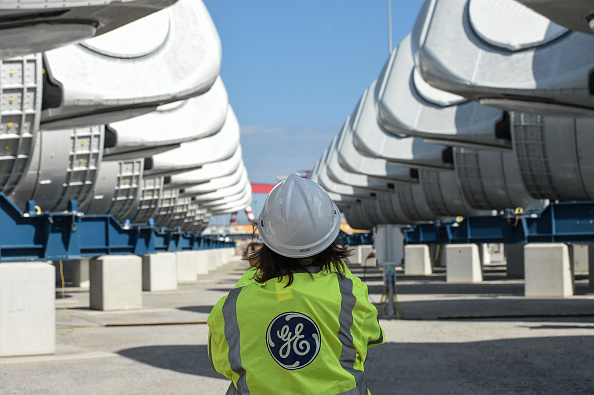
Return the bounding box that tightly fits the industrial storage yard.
[1,259,593,394]
[1,0,594,393]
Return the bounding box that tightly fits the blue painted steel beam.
[404,201,594,245]
[0,193,235,262]
[337,230,373,246]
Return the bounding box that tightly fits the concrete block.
[194,250,209,275]
[207,249,221,271]
[445,244,482,283]
[375,225,404,266]
[218,250,226,267]
[505,244,525,279]
[404,245,432,275]
[175,251,198,283]
[568,244,588,274]
[90,255,142,311]
[0,263,55,356]
[221,248,234,264]
[225,247,237,263]
[352,245,374,265]
[525,243,573,298]
[219,249,228,265]
[69,258,90,288]
[142,253,177,291]
[479,244,491,265]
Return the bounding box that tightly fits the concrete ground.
[1,258,593,394]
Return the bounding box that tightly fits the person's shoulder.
[234,267,259,288]
[341,265,362,283]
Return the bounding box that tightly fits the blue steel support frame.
[337,230,373,246]
[404,201,594,245]
[0,194,235,262]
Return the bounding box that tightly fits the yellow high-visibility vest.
[207,266,385,394]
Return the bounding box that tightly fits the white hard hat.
[258,173,341,258]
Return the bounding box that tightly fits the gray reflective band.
[223,287,250,394]
[226,382,241,395]
[337,378,368,395]
[368,317,384,346]
[337,274,368,393]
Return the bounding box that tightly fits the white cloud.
[240,124,290,136]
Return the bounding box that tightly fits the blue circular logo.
[266,312,321,370]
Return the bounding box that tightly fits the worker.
[207,174,385,394]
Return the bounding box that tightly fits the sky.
[203,0,425,185]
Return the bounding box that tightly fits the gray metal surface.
[342,204,375,230]
[205,189,252,214]
[27,127,102,213]
[167,146,243,190]
[153,188,179,227]
[412,0,594,117]
[83,158,144,222]
[179,203,200,229]
[313,153,376,201]
[326,131,394,193]
[0,55,42,195]
[375,192,412,225]
[200,188,250,209]
[187,207,210,232]
[41,0,221,129]
[337,115,416,184]
[162,196,191,228]
[103,77,228,161]
[511,112,594,201]
[392,183,436,223]
[0,0,176,59]
[377,35,510,150]
[454,148,543,211]
[418,169,483,218]
[145,106,240,178]
[358,199,390,227]
[352,81,451,170]
[515,0,594,36]
[10,126,103,212]
[129,177,164,224]
[180,167,248,200]
[190,179,249,206]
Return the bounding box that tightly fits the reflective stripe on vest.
[223,286,250,394]
[336,273,368,394]
[226,382,241,395]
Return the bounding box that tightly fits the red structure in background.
[251,183,276,194]
[252,171,310,193]
[229,184,274,224]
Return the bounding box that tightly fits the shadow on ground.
[118,344,223,379]
[178,305,215,314]
[116,337,594,393]
[365,337,594,394]
[207,287,234,293]
[375,297,594,321]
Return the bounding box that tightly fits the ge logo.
[266,312,321,370]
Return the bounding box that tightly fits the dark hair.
[247,241,352,286]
